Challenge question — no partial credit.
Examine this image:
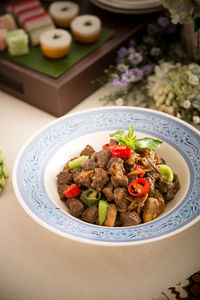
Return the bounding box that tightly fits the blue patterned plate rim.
[12,107,200,246]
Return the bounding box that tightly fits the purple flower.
[112,75,128,88]
[117,63,129,73]
[121,69,136,83]
[157,16,170,28]
[128,52,143,65]
[150,47,161,56]
[118,46,128,57]
[112,68,144,87]
[131,68,144,82]
[142,64,155,76]
[116,46,128,63]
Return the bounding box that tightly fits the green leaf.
[109,124,163,152]
[134,138,163,149]
[128,123,134,138]
[109,130,123,137]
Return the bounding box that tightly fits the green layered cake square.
[6,29,29,56]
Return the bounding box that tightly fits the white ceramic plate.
[97,0,162,9]
[90,0,163,14]
[13,107,200,246]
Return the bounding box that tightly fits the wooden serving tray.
[0,0,148,117]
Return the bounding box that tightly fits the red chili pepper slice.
[104,143,110,148]
[110,144,132,158]
[63,184,81,199]
[128,178,149,197]
[135,165,144,178]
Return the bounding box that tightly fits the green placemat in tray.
[1,27,114,78]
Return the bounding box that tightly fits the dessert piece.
[40,28,72,58]
[23,12,55,46]
[49,1,79,28]
[0,14,17,32]
[17,4,45,25]
[70,14,101,44]
[6,29,29,56]
[0,29,8,51]
[12,0,41,15]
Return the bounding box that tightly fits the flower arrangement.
[98,13,200,126]
[163,0,200,30]
[98,15,179,106]
[147,62,200,124]
[100,15,177,90]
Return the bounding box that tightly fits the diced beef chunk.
[143,160,160,179]
[81,159,97,170]
[124,152,140,171]
[107,157,125,176]
[135,148,149,157]
[73,170,93,188]
[156,178,174,194]
[71,167,81,177]
[164,190,176,202]
[57,183,68,201]
[109,138,118,146]
[66,198,84,217]
[93,148,111,169]
[111,174,128,188]
[114,187,129,212]
[173,174,180,193]
[82,206,98,224]
[102,182,114,202]
[104,204,117,227]
[57,170,72,185]
[80,144,95,157]
[142,196,165,223]
[120,211,141,226]
[163,175,180,201]
[91,168,109,190]
[145,176,155,196]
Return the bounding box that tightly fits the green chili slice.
[68,155,89,168]
[83,189,101,206]
[158,164,173,182]
[98,200,109,225]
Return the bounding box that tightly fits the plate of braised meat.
[13,107,200,245]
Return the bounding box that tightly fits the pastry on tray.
[17,4,45,25]
[70,14,101,44]
[6,29,29,56]
[49,1,80,28]
[7,0,41,15]
[0,29,7,51]
[0,14,17,32]
[23,12,55,46]
[40,28,72,59]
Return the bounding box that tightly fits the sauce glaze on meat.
[56,139,180,227]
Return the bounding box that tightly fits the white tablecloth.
[0,86,200,300]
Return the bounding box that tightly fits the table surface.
[1,84,200,300]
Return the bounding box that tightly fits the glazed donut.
[49,1,79,28]
[40,28,72,59]
[70,14,101,44]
